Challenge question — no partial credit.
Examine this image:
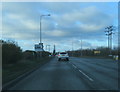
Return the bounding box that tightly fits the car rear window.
[60,52,67,54]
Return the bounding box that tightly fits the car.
[57,52,69,61]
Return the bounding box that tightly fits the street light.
[39,14,50,58]
[40,14,51,44]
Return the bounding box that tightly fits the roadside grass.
[2,57,52,84]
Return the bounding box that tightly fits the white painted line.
[72,64,77,68]
[78,70,94,82]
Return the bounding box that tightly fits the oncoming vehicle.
[57,52,69,61]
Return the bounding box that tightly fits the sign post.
[35,43,44,58]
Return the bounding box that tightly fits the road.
[9,57,118,90]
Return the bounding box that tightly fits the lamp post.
[40,14,50,44]
[39,14,50,57]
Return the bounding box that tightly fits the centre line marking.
[70,62,93,81]
[72,64,77,68]
[78,70,94,82]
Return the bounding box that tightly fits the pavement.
[5,57,118,90]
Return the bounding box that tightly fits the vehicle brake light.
[58,55,60,56]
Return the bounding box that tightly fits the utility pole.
[46,45,47,51]
[105,25,115,55]
[72,41,73,57]
[47,45,50,52]
[53,45,56,56]
[46,45,50,52]
[81,40,82,56]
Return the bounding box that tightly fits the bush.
[22,50,51,60]
[2,40,22,64]
[22,50,36,60]
[42,51,51,57]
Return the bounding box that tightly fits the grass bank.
[2,57,53,85]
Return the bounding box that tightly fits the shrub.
[2,40,22,64]
[22,50,36,60]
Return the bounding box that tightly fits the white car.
[57,52,69,61]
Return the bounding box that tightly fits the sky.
[1,2,118,52]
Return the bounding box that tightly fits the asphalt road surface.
[9,57,118,90]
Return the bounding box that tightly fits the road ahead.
[9,57,118,90]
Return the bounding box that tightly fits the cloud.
[4,13,38,29]
[44,30,68,37]
[79,24,104,32]
[2,2,118,51]
[52,6,113,32]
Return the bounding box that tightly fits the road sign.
[94,51,100,54]
[35,43,44,52]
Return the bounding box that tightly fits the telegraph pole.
[46,45,50,52]
[105,25,115,55]
[46,45,47,51]
[72,41,73,57]
[53,45,56,56]
[48,45,50,52]
[81,40,82,56]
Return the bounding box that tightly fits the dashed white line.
[70,62,94,82]
[72,64,77,68]
[78,70,94,82]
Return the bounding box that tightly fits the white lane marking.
[78,70,94,82]
[72,64,77,68]
[70,62,93,82]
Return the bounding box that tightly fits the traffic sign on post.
[34,43,44,52]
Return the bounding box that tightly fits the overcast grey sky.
[2,2,118,52]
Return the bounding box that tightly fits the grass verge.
[2,57,52,85]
